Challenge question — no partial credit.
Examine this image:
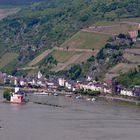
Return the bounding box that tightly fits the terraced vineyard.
[21,20,140,74]
[124,49,140,63]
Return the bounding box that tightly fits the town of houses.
[0,71,140,98]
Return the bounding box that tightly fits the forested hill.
[0,0,140,65]
[0,0,47,5]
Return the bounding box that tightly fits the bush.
[74,89,100,96]
[3,89,12,101]
[87,56,95,62]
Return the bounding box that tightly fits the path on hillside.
[17,66,39,71]
[28,49,54,67]
[55,47,98,53]
[82,29,115,35]
[82,24,122,35]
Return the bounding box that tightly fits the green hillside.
[61,31,110,50]
[0,53,18,69]
[0,0,140,74]
[115,66,140,88]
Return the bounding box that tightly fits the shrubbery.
[74,89,100,97]
[115,67,140,88]
[3,89,12,101]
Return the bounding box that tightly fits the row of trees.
[74,89,100,97]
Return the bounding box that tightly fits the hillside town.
[0,71,140,98]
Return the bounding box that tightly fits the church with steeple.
[37,71,43,79]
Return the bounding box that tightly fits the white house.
[19,79,26,86]
[79,82,103,92]
[65,81,72,90]
[58,78,65,87]
[120,89,134,96]
[14,78,18,86]
[103,87,112,94]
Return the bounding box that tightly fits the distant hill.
[0,0,47,5]
[0,0,140,75]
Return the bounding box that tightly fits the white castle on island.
[10,87,26,104]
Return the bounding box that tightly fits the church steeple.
[37,71,42,79]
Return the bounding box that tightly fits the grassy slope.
[52,50,80,63]
[0,53,18,69]
[61,31,110,50]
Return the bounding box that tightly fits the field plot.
[105,63,137,80]
[52,50,79,63]
[93,21,120,26]
[51,50,93,72]
[93,18,140,27]
[0,53,18,69]
[61,31,110,50]
[109,63,137,73]
[27,68,40,76]
[51,53,83,72]
[124,49,140,63]
[123,17,140,23]
[84,23,138,36]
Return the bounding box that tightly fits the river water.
[0,91,140,140]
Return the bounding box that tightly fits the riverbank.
[1,86,140,107]
[98,95,140,106]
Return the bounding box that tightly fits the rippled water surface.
[0,92,140,140]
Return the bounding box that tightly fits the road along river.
[0,91,140,140]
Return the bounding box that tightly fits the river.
[0,91,140,140]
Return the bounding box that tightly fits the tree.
[87,55,95,62]
[67,64,82,80]
[3,89,12,101]
[66,46,69,51]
